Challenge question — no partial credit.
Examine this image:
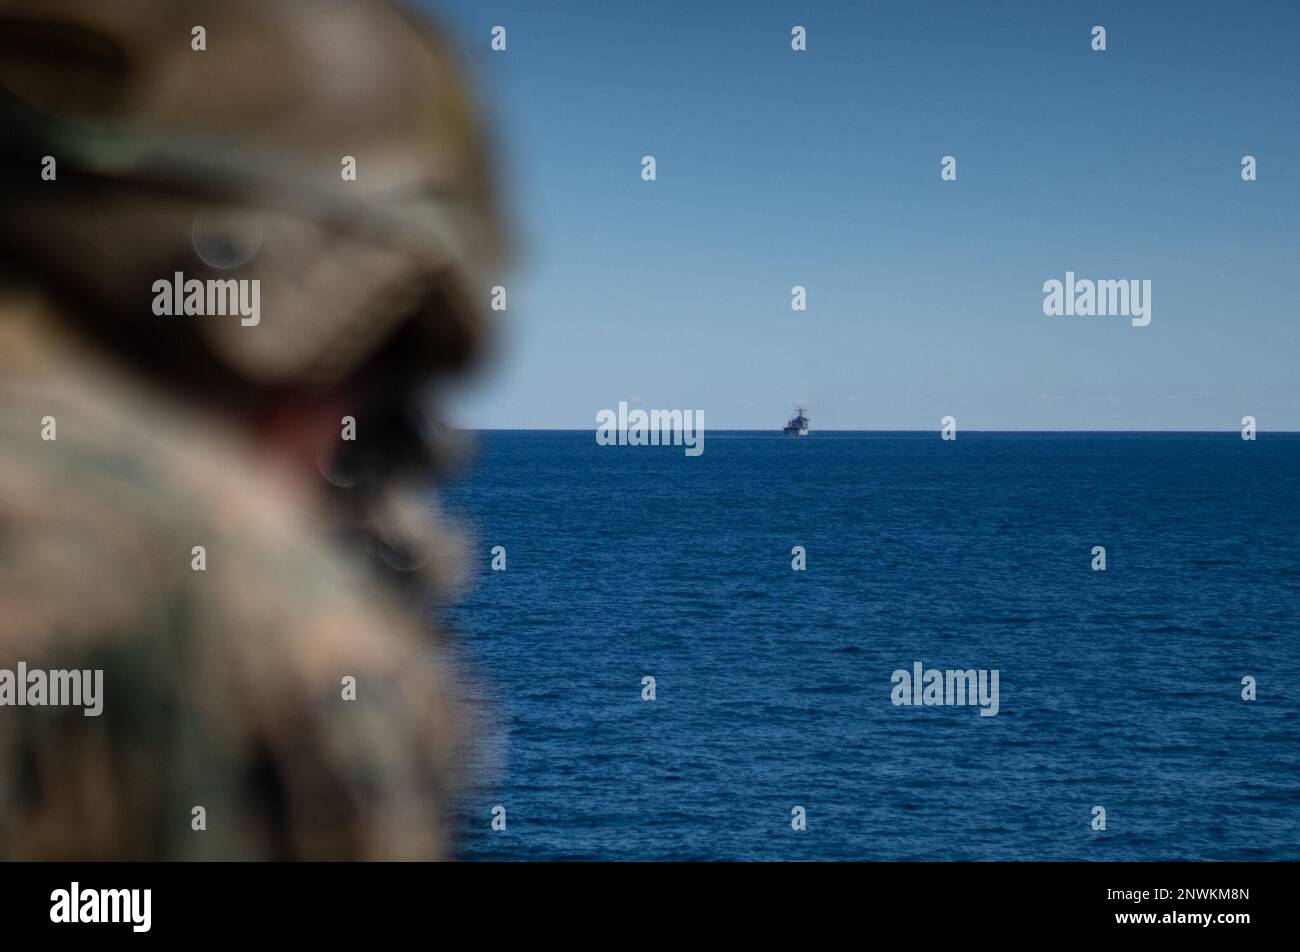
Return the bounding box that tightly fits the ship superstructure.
[783,406,809,436]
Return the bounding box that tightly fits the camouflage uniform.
[0,0,502,859]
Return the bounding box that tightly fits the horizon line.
[455,427,1300,434]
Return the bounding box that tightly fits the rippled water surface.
[439,431,1300,860]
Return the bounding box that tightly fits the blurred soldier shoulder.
[0,302,460,860]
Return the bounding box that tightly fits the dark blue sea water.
[438,431,1300,860]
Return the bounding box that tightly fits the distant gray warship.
[783,406,809,436]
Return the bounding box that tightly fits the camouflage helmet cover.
[0,0,504,388]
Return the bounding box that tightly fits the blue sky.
[425,0,1298,429]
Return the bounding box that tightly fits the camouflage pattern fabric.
[0,307,463,859]
[0,0,496,859]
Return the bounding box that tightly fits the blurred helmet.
[0,0,503,391]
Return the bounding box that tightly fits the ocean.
[438,431,1300,860]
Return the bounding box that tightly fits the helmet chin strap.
[315,385,459,599]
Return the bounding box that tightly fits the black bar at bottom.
[0,861,1281,938]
